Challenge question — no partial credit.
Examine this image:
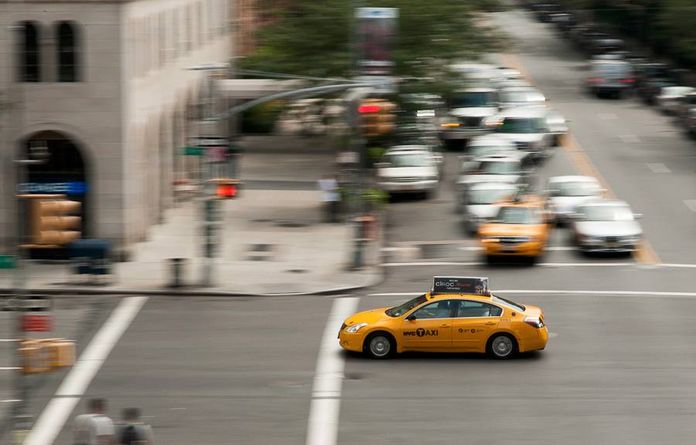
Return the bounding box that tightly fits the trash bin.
[168,258,187,288]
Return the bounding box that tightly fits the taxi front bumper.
[482,239,545,256]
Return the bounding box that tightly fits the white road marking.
[25,296,148,445]
[597,113,618,120]
[1,399,20,403]
[619,134,641,144]
[383,261,636,267]
[306,297,359,445]
[646,163,671,174]
[369,290,696,299]
[0,339,19,342]
[684,200,696,212]
[0,367,20,370]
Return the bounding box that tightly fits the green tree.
[241,0,504,81]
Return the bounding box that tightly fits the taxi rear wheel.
[364,332,395,359]
[487,334,517,360]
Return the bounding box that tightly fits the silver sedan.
[570,200,643,253]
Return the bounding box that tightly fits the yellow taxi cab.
[338,277,548,359]
[478,195,550,263]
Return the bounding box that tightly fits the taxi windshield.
[479,160,519,175]
[496,206,541,224]
[497,117,544,134]
[386,294,428,317]
[469,188,515,205]
[555,181,599,197]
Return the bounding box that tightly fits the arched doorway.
[21,130,90,237]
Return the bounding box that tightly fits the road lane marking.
[498,52,662,266]
[619,134,641,144]
[25,296,148,445]
[383,261,636,267]
[0,367,20,370]
[306,297,359,445]
[1,399,20,403]
[646,163,671,174]
[0,339,19,342]
[684,200,696,212]
[369,290,696,299]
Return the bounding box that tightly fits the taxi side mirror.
[406,314,417,321]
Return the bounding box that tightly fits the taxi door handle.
[440,324,450,328]
[485,322,496,326]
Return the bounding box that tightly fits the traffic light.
[209,178,241,199]
[358,98,396,138]
[19,338,75,374]
[21,194,81,247]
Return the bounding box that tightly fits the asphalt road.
[13,7,696,445]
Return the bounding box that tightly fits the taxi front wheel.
[487,334,517,360]
[364,332,395,359]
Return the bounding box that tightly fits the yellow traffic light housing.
[359,98,396,138]
[20,194,82,248]
[19,338,75,374]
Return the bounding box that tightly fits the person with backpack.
[73,398,116,445]
[115,407,154,445]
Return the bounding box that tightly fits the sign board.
[18,182,87,195]
[0,255,15,269]
[432,276,489,295]
[355,8,398,77]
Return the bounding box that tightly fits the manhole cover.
[276,221,309,228]
[286,269,308,274]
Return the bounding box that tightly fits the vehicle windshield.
[470,145,511,158]
[386,294,428,317]
[479,160,520,175]
[496,206,541,224]
[500,90,543,104]
[384,152,432,168]
[554,181,600,197]
[492,295,526,312]
[592,63,630,78]
[451,91,496,108]
[580,205,634,221]
[497,117,545,134]
[468,187,515,205]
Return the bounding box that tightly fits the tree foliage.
[240,0,504,80]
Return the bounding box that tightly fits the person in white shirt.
[317,175,340,222]
[73,398,116,445]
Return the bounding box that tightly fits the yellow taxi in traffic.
[338,277,548,359]
[478,195,550,263]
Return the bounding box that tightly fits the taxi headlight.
[345,322,368,334]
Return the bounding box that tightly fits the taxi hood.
[343,307,390,326]
[480,223,545,237]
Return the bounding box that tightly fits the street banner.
[355,7,398,78]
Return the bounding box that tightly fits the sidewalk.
[0,136,383,296]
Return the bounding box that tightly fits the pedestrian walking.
[73,398,116,445]
[116,407,155,445]
[318,174,340,222]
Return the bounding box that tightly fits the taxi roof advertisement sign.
[432,276,489,295]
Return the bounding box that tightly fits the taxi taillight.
[524,316,545,328]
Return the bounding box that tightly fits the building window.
[57,21,80,82]
[17,21,41,82]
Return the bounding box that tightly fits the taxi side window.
[411,300,454,319]
[456,300,503,318]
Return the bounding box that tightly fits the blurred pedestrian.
[318,174,340,222]
[116,407,155,445]
[73,398,115,445]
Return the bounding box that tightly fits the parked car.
[657,86,695,115]
[376,148,440,198]
[585,60,635,98]
[460,182,519,234]
[545,176,603,224]
[570,200,643,254]
[675,92,696,123]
